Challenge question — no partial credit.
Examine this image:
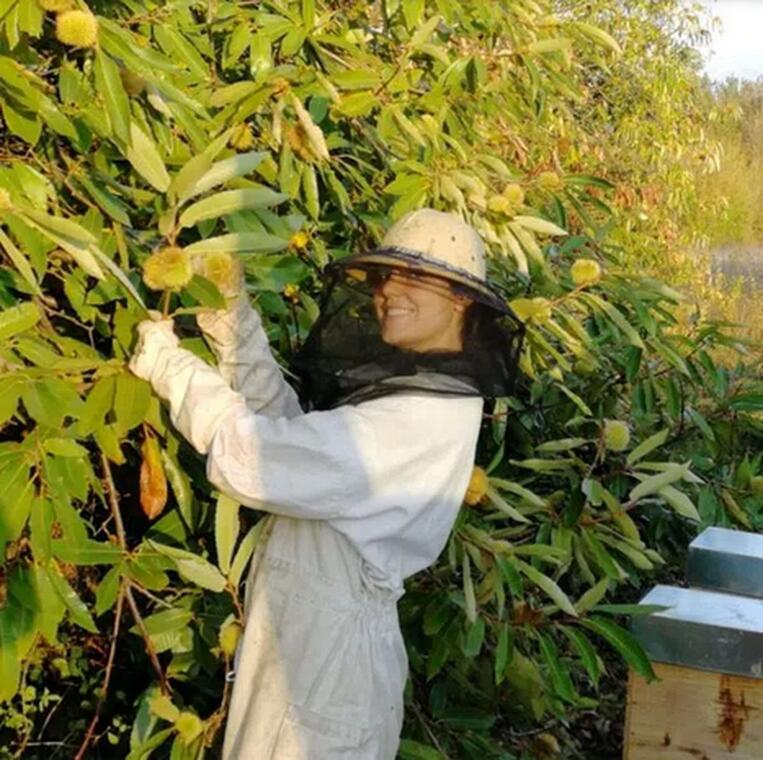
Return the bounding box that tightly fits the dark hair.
[461,301,507,350]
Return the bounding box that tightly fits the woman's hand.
[196,252,245,305]
[128,312,180,385]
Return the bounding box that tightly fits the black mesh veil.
[291,257,525,411]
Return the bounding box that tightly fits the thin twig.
[100,453,171,695]
[162,290,172,318]
[125,585,172,695]
[100,453,128,549]
[410,700,451,760]
[130,583,175,609]
[73,583,126,760]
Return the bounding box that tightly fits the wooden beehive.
[624,662,763,758]
[625,528,763,759]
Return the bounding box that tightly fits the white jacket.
[130,299,483,759]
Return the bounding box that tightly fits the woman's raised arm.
[196,297,302,419]
[129,318,375,519]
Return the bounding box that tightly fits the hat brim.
[333,246,510,316]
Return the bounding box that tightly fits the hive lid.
[632,585,763,678]
[687,526,763,599]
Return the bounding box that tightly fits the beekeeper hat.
[337,209,509,314]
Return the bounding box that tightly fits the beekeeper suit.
[130,209,523,759]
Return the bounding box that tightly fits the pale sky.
[702,1,763,81]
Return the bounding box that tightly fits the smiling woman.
[372,269,470,353]
[291,209,525,411]
[128,209,524,759]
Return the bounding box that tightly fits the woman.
[130,208,523,759]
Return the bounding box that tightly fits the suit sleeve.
[196,298,302,419]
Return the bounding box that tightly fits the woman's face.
[372,268,470,352]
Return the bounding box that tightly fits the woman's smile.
[373,269,469,352]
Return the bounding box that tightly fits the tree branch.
[73,583,126,760]
[100,453,171,696]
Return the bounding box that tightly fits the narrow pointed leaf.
[127,123,171,192]
[179,188,287,228]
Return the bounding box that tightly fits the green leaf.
[527,37,574,55]
[574,577,609,614]
[658,485,700,521]
[89,245,148,311]
[490,478,547,508]
[582,293,644,349]
[401,0,425,30]
[43,438,88,458]
[581,617,655,680]
[439,707,496,732]
[95,566,122,616]
[398,740,444,760]
[95,49,131,143]
[23,378,83,427]
[560,625,601,686]
[536,437,588,453]
[170,153,214,204]
[0,376,24,426]
[410,13,441,48]
[485,485,531,523]
[184,275,226,310]
[629,464,689,501]
[0,456,33,553]
[592,604,669,616]
[127,122,171,192]
[215,494,239,576]
[515,559,578,617]
[462,617,485,657]
[52,539,122,565]
[302,163,319,220]
[20,210,104,279]
[77,174,131,225]
[688,408,716,442]
[180,151,268,202]
[0,228,41,294]
[729,393,763,412]
[0,301,40,341]
[48,566,98,633]
[161,448,193,525]
[147,540,226,592]
[538,632,576,703]
[149,693,181,723]
[183,232,288,256]
[138,608,194,637]
[462,552,477,623]
[125,551,170,591]
[580,530,622,580]
[573,21,622,55]
[494,623,512,685]
[626,429,670,465]
[513,214,568,236]
[229,518,271,588]
[0,613,21,702]
[179,188,287,228]
[113,372,151,434]
[495,556,524,596]
[77,376,116,437]
[21,208,94,245]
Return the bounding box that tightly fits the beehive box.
[624,582,763,758]
[624,662,763,758]
[687,526,763,600]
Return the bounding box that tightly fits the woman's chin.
[380,328,414,350]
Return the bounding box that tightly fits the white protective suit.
[130,298,483,759]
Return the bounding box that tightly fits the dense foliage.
[1,1,762,758]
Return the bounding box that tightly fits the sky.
[701,1,763,81]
